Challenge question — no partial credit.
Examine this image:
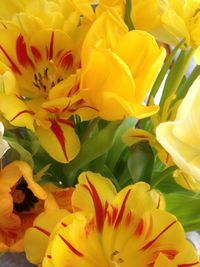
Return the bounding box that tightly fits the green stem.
[124,0,134,30]
[176,64,200,100]
[151,166,176,188]
[139,40,185,130]
[147,39,185,105]
[159,48,194,110]
[81,118,99,143]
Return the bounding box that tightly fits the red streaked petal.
[10,109,35,122]
[0,45,21,75]
[110,205,118,225]
[57,118,74,128]
[114,189,131,229]
[50,119,69,162]
[30,46,42,62]
[36,121,80,163]
[16,34,35,69]
[141,220,177,251]
[134,218,144,236]
[178,263,200,267]
[33,226,50,237]
[67,83,80,98]
[160,249,178,260]
[58,233,84,257]
[84,177,104,232]
[58,50,73,70]
[125,210,133,227]
[49,32,54,60]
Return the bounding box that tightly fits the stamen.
[111,250,124,266]
[32,81,40,89]
[51,81,55,88]
[34,73,38,82]
[57,77,63,83]
[44,68,49,79]
[38,72,43,81]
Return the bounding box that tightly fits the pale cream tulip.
[156,76,200,183]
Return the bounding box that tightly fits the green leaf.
[165,192,200,231]
[101,164,121,191]
[63,122,120,185]
[151,166,176,189]
[106,117,136,171]
[128,141,154,183]
[5,136,34,167]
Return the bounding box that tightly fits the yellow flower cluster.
[0,0,165,163]
[1,1,200,266]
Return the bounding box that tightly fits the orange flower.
[0,161,73,252]
[0,161,46,252]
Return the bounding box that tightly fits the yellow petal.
[71,0,95,21]
[132,0,162,32]
[24,209,69,265]
[81,11,127,66]
[122,128,155,147]
[36,120,80,163]
[0,94,34,131]
[0,0,26,19]
[72,171,117,213]
[161,10,190,44]
[157,121,200,182]
[0,192,13,217]
[114,30,166,103]
[154,253,175,267]
[81,48,137,120]
[173,169,200,192]
[111,182,165,217]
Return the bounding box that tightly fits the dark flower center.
[13,180,38,213]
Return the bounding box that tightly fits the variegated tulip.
[25,172,200,267]
[0,10,95,163]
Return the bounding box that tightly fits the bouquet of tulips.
[1,0,200,266]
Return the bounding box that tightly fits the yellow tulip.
[80,12,166,120]
[72,0,162,32]
[25,171,200,267]
[0,10,96,163]
[0,0,80,34]
[156,76,200,185]
[161,0,200,48]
